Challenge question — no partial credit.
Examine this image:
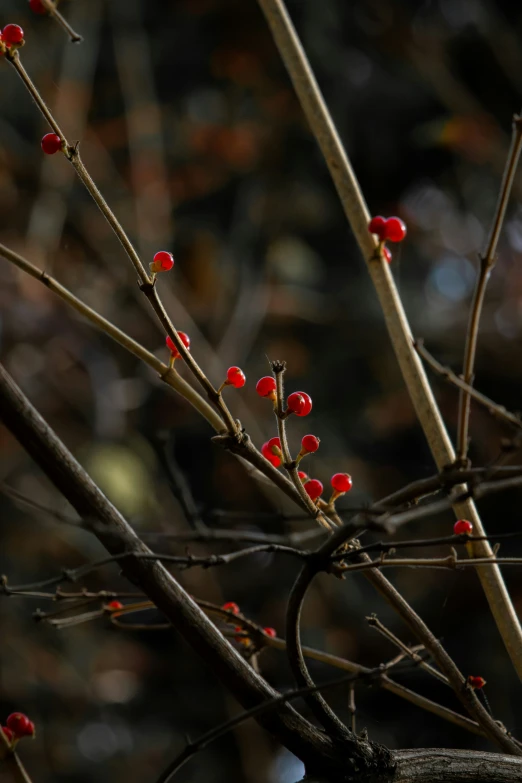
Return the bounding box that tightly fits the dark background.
[1,0,522,781]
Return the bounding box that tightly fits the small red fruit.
[222,602,240,614]
[2,24,24,45]
[256,376,276,398]
[331,473,353,494]
[106,600,123,611]
[151,251,174,273]
[263,627,277,638]
[382,246,392,264]
[304,479,323,501]
[30,0,48,14]
[467,675,486,690]
[41,133,62,155]
[383,217,407,243]
[298,471,308,482]
[226,366,246,388]
[1,726,14,743]
[6,713,34,739]
[261,441,281,468]
[166,332,190,359]
[287,391,312,417]
[368,216,386,239]
[301,434,320,453]
[454,519,473,536]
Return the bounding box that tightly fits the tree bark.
[300,748,522,782]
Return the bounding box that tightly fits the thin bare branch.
[458,114,522,461]
[416,339,522,431]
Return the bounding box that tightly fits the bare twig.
[5,50,239,436]
[457,113,522,462]
[255,0,522,682]
[366,615,449,685]
[40,0,83,43]
[155,666,391,783]
[0,243,224,431]
[415,339,522,431]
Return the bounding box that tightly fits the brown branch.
[457,113,522,462]
[255,0,522,684]
[415,339,522,431]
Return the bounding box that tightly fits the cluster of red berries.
[256,376,312,417]
[467,675,486,690]
[1,713,35,746]
[368,216,407,264]
[300,472,353,503]
[0,23,25,54]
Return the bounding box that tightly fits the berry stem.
[272,362,335,531]
[0,243,224,433]
[40,0,83,43]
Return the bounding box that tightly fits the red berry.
[304,479,323,500]
[107,600,123,611]
[226,366,246,388]
[331,473,353,493]
[30,0,48,14]
[256,376,276,398]
[222,601,240,614]
[1,726,14,743]
[468,675,486,689]
[152,251,174,273]
[301,434,320,453]
[383,217,407,243]
[368,215,386,240]
[382,246,392,264]
[261,441,281,468]
[41,133,62,155]
[287,391,312,417]
[298,471,308,482]
[263,627,277,638]
[6,713,34,739]
[2,24,24,45]
[454,519,473,536]
[166,331,190,359]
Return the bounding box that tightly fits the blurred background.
[1,0,522,780]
